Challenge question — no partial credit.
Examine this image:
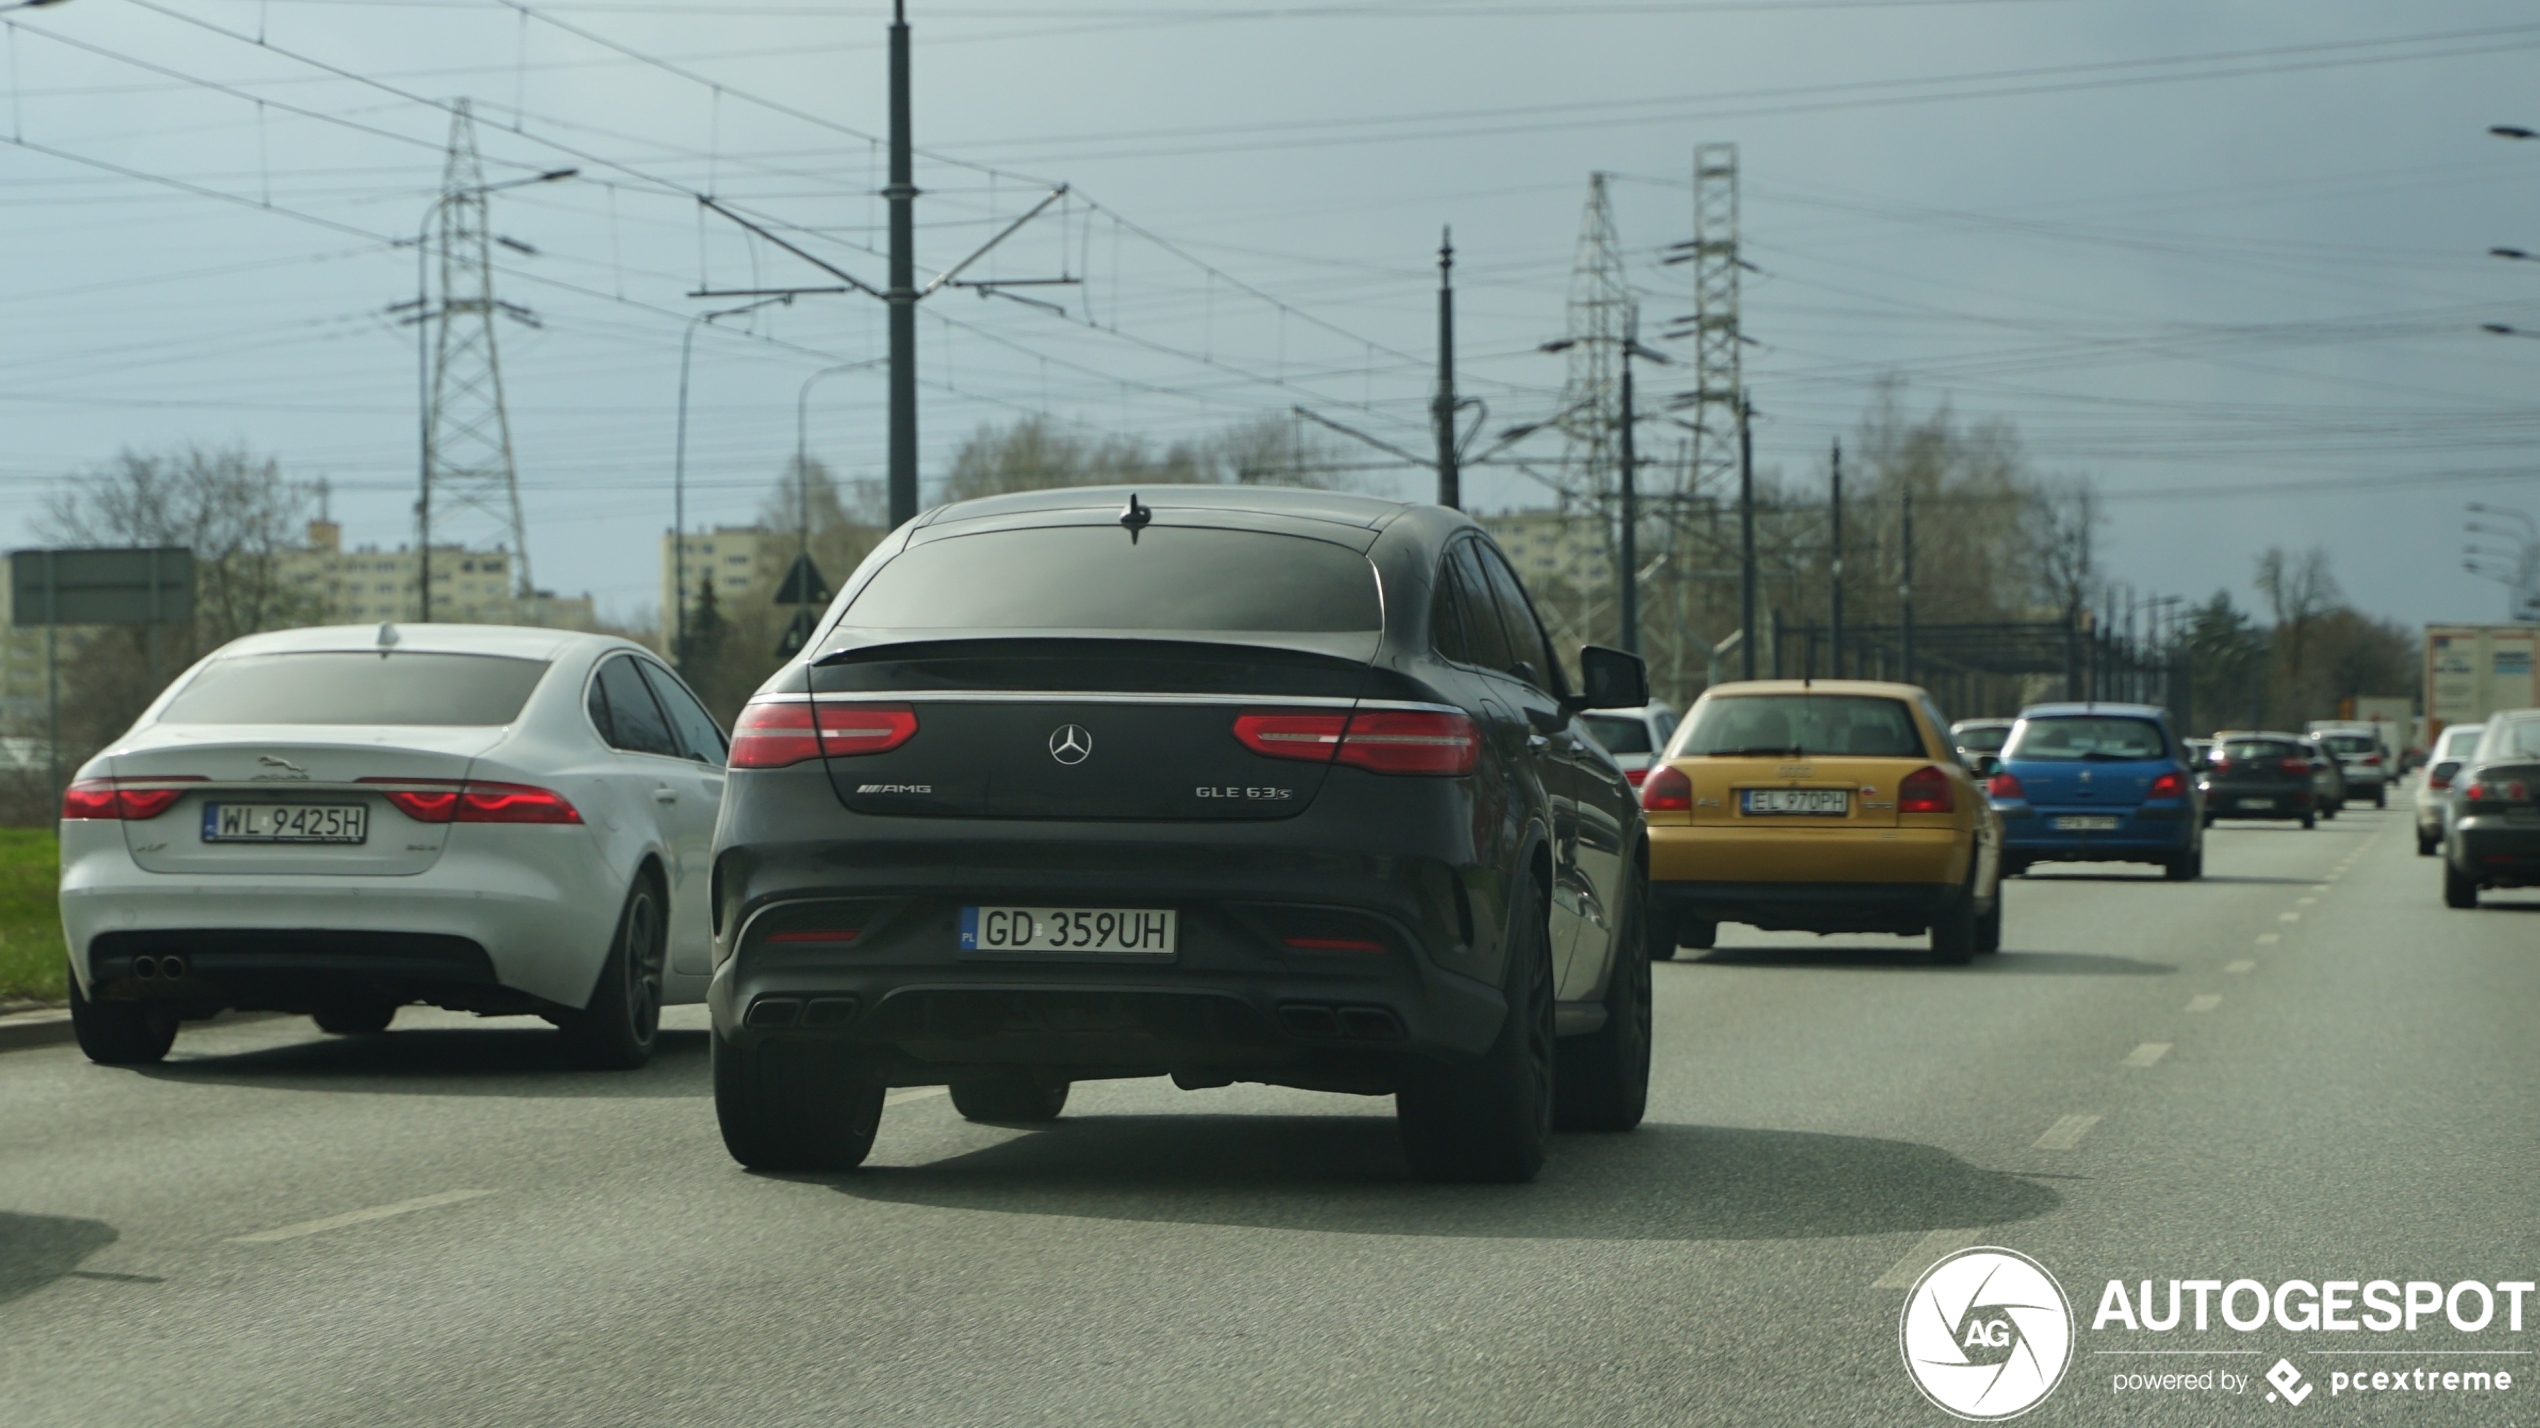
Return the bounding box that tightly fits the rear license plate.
[202,803,368,844]
[1742,788,1849,816]
[2235,798,2276,811]
[2054,815,2120,831]
[959,906,1176,955]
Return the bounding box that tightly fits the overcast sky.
[4,0,2537,633]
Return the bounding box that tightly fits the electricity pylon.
[1548,173,1633,648]
[421,98,536,609]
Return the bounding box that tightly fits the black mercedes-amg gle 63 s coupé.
[708,485,1654,1182]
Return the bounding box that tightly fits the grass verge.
[0,829,64,1005]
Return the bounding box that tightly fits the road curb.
[0,1007,72,1053]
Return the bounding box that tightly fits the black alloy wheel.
[561,877,666,1070]
[1556,857,1651,1132]
[950,1068,1071,1123]
[67,960,177,1066]
[312,1003,397,1036]
[714,1032,886,1172]
[1398,877,1555,1183]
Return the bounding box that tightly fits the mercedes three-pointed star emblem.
[1048,724,1093,766]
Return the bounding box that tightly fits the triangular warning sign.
[775,605,820,658]
[773,553,830,607]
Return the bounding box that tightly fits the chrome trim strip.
[801,691,1462,715]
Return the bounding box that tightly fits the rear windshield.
[837,526,1381,633]
[2320,733,2378,754]
[1582,714,1652,755]
[2006,716,2168,762]
[158,652,551,726]
[2481,720,2540,762]
[2438,727,2483,758]
[2220,739,2300,763]
[1679,695,1924,758]
[1954,724,2012,754]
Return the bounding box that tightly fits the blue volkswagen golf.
[1984,702,2204,880]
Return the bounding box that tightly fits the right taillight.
[1640,765,1692,812]
[1987,772,2026,800]
[1898,764,1954,814]
[1233,708,1480,777]
[2146,770,2185,800]
[2280,757,2312,775]
[730,700,919,768]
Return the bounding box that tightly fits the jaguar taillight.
[61,777,203,820]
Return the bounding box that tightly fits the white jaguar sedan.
[59,623,727,1068]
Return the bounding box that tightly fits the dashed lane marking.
[2123,1042,2173,1068]
[1874,1228,1987,1288]
[2226,959,2257,974]
[228,1189,494,1245]
[2186,994,2223,1013]
[2297,897,2317,906]
[2256,933,2281,945]
[2034,1114,2101,1150]
[2279,912,2301,923]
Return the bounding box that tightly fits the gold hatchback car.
[1640,679,2004,965]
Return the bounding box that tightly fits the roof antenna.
[1120,491,1152,542]
[376,620,400,651]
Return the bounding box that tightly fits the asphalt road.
[4,794,2534,1426]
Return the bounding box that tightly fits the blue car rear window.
[2006,716,2168,762]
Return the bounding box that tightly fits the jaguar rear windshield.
[1679,695,1924,758]
[158,651,551,726]
[837,525,1382,632]
[2005,716,2168,762]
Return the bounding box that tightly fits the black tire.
[1682,918,1718,950]
[2373,788,2387,809]
[2164,845,2203,882]
[312,1002,397,1036]
[1646,903,1678,962]
[1972,884,2003,954]
[1928,871,1977,966]
[1398,877,1554,1183]
[950,1068,1070,1123]
[2417,829,2439,857]
[559,876,666,1070]
[713,1030,885,1172]
[1556,857,1651,1132]
[2445,860,2480,910]
[2300,811,2316,830]
[68,962,176,1066]
[2322,802,2338,820]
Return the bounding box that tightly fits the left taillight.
[730,699,919,768]
[1640,765,1693,812]
[1233,708,1480,777]
[1897,764,1955,814]
[63,777,203,820]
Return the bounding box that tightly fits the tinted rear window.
[2221,740,2299,763]
[1954,724,2012,753]
[1680,695,1923,758]
[159,652,550,726]
[838,526,1380,633]
[2321,733,2377,754]
[1582,714,1652,755]
[2006,716,2168,762]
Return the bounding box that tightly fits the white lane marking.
[2310,885,2329,892]
[2225,959,2256,974]
[2186,994,2223,1013]
[1874,1228,1986,1288]
[2256,933,2281,945]
[2034,1114,2101,1150]
[228,1189,494,1245]
[886,1086,950,1105]
[2123,1042,2172,1067]
[2279,912,2301,923]
[2297,896,2317,906]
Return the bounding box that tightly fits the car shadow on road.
[131,1027,711,1098]
[834,1117,2059,1241]
[0,1212,121,1306]
[1686,947,2173,976]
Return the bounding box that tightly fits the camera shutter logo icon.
[1899,1247,2073,1420]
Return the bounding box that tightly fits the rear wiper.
[1699,745,1805,758]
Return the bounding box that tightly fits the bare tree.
[41,445,322,644]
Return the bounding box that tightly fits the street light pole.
[1829,438,1845,676]
[796,359,886,562]
[1738,392,1757,681]
[885,0,920,528]
[673,295,788,664]
[1617,353,1639,656]
[1434,229,1460,510]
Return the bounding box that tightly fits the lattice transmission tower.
[421,98,536,609]
[1548,173,1634,649]
[1681,143,1741,511]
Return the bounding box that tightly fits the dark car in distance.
[2199,731,2318,829]
[2441,711,2540,908]
[707,485,1656,1183]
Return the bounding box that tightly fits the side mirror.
[1571,644,1649,711]
[1971,754,2002,778]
